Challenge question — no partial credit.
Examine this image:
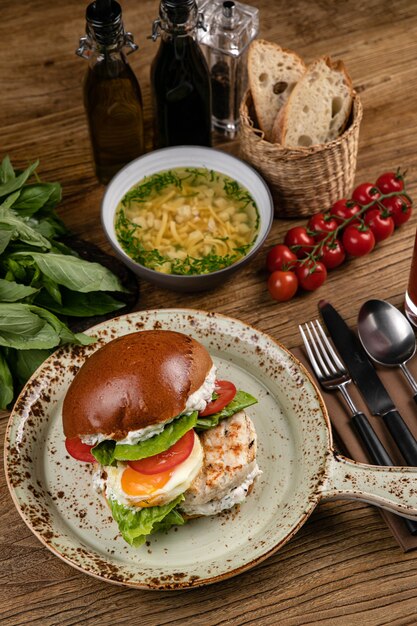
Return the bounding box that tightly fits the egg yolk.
[121,466,173,499]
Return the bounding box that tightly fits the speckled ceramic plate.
[7,309,417,589]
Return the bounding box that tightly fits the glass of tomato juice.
[405,231,417,326]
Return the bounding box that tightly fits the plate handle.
[320,451,417,518]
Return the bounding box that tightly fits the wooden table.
[2,0,417,623]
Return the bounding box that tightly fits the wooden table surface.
[2,0,417,624]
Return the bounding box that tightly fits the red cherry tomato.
[266,244,297,272]
[267,270,298,301]
[381,195,412,227]
[352,183,380,207]
[284,227,315,258]
[342,224,375,256]
[376,171,405,195]
[296,261,327,291]
[128,429,195,475]
[329,198,361,223]
[319,239,346,269]
[199,380,237,416]
[307,212,339,240]
[364,208,394,242]
[65,437,95,463]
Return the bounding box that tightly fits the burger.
[62,329,261,547]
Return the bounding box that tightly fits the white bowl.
[101,146,274,292]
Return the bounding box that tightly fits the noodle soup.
[115,167,259,275]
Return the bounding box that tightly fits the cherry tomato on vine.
[199,380,237,416]
[296,261,327,291]
[266,244,297,272]
[342,224,375,256]
[352,183,380,207]
[376,171,405,195]
[65,437,95,463]
[267,270,298,302]
[381,195,412,227]
[307,212,339,240]
[284,227,315,258]
[364,208,394,242]
[319,239,346,269]
[329,198,361,223]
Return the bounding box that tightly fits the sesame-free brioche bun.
[62,330,213,440]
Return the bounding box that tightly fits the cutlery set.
[300,299,417,535]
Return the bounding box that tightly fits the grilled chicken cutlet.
[181,410,262,517]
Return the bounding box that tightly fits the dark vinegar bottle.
[150,0,212,148]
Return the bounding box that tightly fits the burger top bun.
[62,330,213,440]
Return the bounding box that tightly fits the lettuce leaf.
[108,495,185,547]
[92,411,198,465]
[91,440,116,466]
[113,411,198,461]
[195,390,258,430]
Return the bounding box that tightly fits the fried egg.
[104,431,204,508]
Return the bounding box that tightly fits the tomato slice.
[65,437,95,463]
[199,380,237,417]
[128,429,195,475]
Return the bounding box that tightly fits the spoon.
[358,299,417,403]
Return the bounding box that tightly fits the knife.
[319,300,417,467]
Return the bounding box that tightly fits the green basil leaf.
[196,390,258,430]
[0,348,14,409]
[0,156,15,184]
[0,160,38,198]
[1,191,21,210]
[31,305,95,346]
[35,288,125,317]
[0,303,59,349]
[114,412,198,461]
[40,275,62,305]
[0,279,39,302]
[0,225,14,254]
[108,496,185,547]
[17,252,127,293]
[11,184,58,217]
[0,207,51,249]
[41,182,62,211]
[4,257,31,282]
[0,303,95,349]
[32,214,67,239]
[6,347,52,386]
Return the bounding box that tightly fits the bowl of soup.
[101,146,274,292]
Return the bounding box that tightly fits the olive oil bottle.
[77,0,145,184]
[150,0,212,148]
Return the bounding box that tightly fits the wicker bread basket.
[239,90,363,218]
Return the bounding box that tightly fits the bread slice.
[248,39,306,141]
[272,56,353,147]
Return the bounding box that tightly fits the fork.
[301,319,417,535]
[299,319,393,466]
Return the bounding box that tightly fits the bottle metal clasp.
[197,11,207,31]
[76,36,92,59]
[124,32,139,54]
[149,18,162,41]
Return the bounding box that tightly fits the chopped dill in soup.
[115,167,259,275]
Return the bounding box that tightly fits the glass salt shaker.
[197,0,259,138]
